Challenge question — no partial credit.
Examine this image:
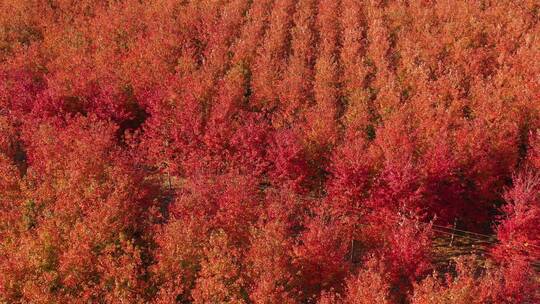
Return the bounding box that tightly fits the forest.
[0,0,539,303]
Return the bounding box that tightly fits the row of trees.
[0,0,539,302]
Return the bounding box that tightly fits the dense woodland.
[0,0,539,303]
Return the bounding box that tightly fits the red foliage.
[412,257,539,304]
[276,0,316,126]
[268,129,313,193]
[293,208,352,300]
[318,258,391,304]
[0,115,158,302]
[191,231,248,304]
[250,0,296,111]
[493,171,540,264]
[246,219,297,303]
[0,1,539,302]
